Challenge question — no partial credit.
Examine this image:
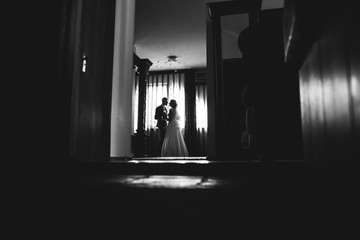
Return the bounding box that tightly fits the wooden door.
[72,0,116,161]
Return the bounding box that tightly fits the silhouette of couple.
[155,97,189,157]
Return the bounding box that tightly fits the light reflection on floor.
[129,160,210,164]
[115,175,225,189]
[129,157,209,164]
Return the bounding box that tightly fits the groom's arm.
[154,106,161,120]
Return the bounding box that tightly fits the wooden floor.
[6,160,358,240]
[60,160,358,239]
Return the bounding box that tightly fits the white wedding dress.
[161,108,189,157]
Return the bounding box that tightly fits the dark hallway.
[3,0,359,239]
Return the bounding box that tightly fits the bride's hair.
[169,99,177,108]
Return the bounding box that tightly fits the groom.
[155,97,168,155]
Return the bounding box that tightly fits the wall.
[4,0,72,238]
[286,0,360,175]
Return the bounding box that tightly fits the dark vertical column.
[135,58,152,157]
[68,0,83,157]
[185,70,196,155]
[206,6,217,158]
[211,13,226,156]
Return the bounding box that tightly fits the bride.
[161,99,189,157]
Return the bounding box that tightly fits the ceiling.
[134,0,284,71]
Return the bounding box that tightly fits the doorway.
[68,0,303,162]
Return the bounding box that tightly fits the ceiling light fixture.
[155,55,190,70]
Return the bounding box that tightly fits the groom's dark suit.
[155,104,168,155]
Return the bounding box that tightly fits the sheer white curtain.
[196,84,208,155]
[140,72,186,156]
[146,72,186,131]
[132,70,208,156]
